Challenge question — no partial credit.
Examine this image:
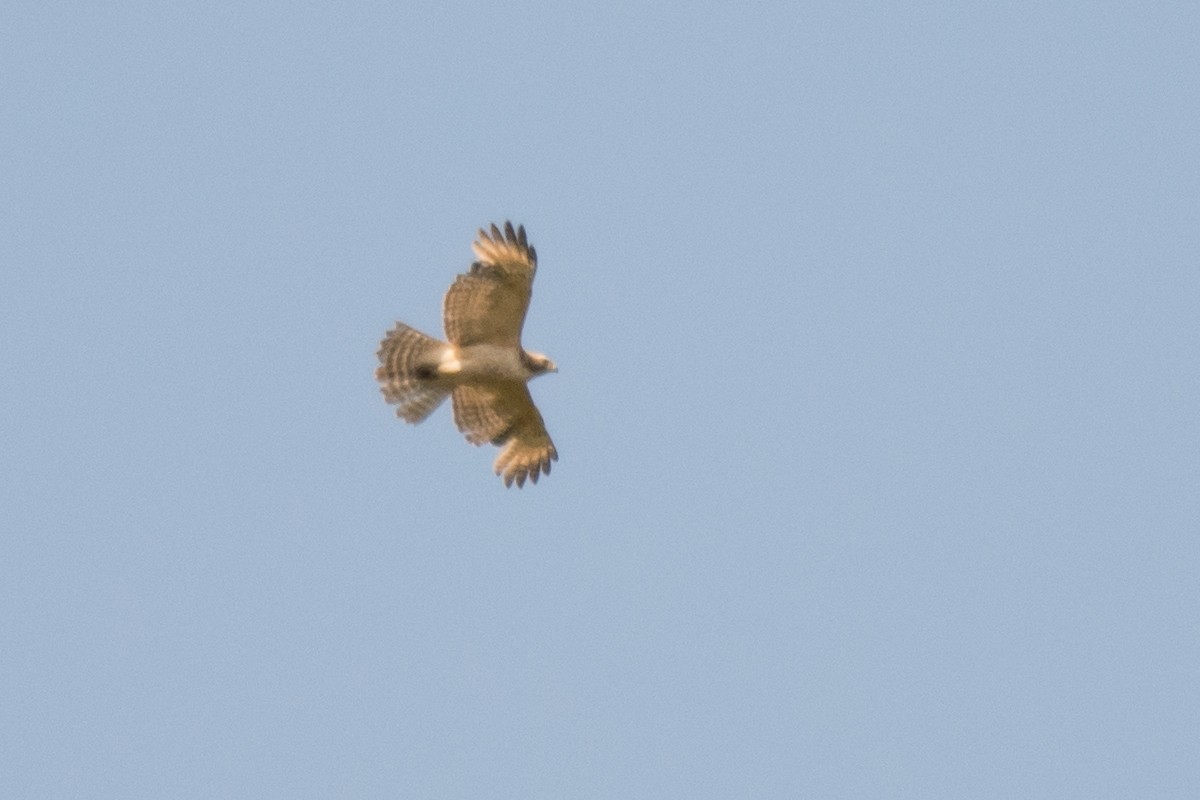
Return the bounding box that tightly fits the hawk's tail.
[376,322,450,423]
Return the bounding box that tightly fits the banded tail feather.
[375,323,450,423]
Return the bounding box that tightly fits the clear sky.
[3,2,1197,797]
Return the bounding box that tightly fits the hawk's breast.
[454,344,532,381]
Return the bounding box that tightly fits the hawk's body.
[376,222,558,487]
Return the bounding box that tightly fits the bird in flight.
[376,222,558,487]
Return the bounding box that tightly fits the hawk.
[376,222,558,487]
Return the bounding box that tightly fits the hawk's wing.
[452,382,557,488]
[443,222,537,347]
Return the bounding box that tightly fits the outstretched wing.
[443,222,537,347]
[452,382,557,488]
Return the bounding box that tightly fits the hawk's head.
[523,351,557,377]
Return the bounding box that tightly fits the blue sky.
[3,2,1197,797]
